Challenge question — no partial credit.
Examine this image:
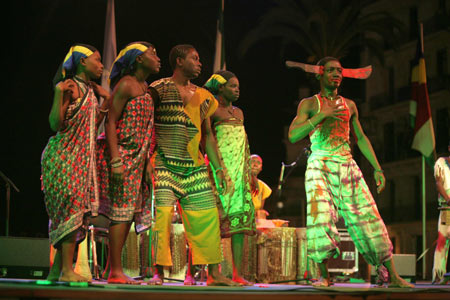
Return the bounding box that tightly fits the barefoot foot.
[147,273,163,285]
[184,274,196,285]
[207,274,241,286]
[312,277,331,287]
[59,270,90,283]
[389,276,414,288]
[232,276,253,286]
[108,272,142,285]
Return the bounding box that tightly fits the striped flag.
[213,0,226,72]
[409,26,435,166]
[101,0,117,92]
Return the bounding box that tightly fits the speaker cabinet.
[0,236,50,279]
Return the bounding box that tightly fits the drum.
[256,227,297,283]
[122,225,140,278]
[166,223,188,280]
[295,228,320,281]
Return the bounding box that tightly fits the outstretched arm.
[349,101,385,193]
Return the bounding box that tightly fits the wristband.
[307,119,315,130]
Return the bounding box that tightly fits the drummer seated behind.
[250,154,272,220]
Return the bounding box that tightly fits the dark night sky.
[1,0,363,237]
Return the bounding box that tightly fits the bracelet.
[111,157,122,164]
[214,167,224,174]
[99,107,109,113]
[111,162,123,168]
[374,169,384,173]
[307,119,315,130]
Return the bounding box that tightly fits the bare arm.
[49,79,76,131]
[91,82,111,128]
[105,79,132,176]
[202,117,227,194]
[288,97,344,143]
[349,100,385,193]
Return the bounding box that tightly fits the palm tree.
[239,0,406,64]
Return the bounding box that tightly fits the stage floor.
[0,278,449,300]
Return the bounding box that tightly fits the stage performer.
[432,141,450,284]
[288,56,413,288]
[204,70,256,285]
[148,44,237,286]
[41,44,110,282]
[250,154,272,220]
[97,41,160,284]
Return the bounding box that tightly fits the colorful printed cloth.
[150,78,217,171]
[149,77,222,265]
[432,210,450,283]
[213,118,255,237]
[432,157,450,283]
[252,179,272,211]
[305,158,393,265]
[309,94,352,162]
[41,78,99,246]
[97,93,154,233]
[434,157,450,207]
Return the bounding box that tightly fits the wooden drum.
[256,227,297,283]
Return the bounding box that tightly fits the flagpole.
[421,155,426,279]
[418,22,427,280]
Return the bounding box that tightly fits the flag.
[409,25,435,166]
[101,0,117,92]
[213,0,226,72]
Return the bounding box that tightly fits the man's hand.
[320,98,346,121]
[374,170,385,194]
[145,163,156,187]
[216,169,228,195]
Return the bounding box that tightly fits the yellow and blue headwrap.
[203,70,236,95]
[53,44,97,86]
[109,42,151,89]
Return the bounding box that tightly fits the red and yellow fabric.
[97,93,154,232]
[41,78,99,246]
[252,179,272,211]
[410,38,435,165]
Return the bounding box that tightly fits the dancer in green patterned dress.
[204,70,255,285]
[97,42,160,284]
[288,57,413,288]
[42,44,110,282]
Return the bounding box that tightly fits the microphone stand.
[276,152,303,199]
[0,170,20,237]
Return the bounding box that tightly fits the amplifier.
[328,229,358,274]
[0,236,50,279]
[370,254,416,283]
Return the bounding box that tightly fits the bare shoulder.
[343,97,358,116]
[297,96,318,114]
[234,106,244,120]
